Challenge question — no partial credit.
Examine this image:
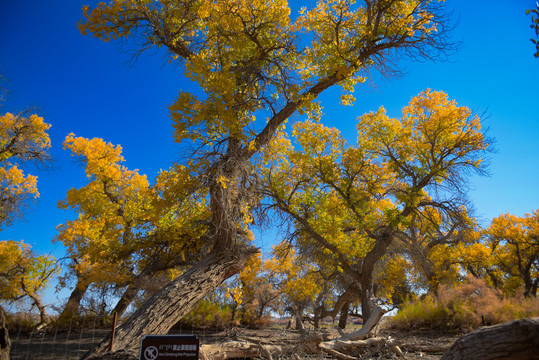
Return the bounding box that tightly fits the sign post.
[140,335,199,360]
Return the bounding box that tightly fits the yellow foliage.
[0,111,51,227]
[0,240,59,301]
[486,210,539,296]
[57,135,209,294]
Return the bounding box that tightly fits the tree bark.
[338,301,350,330]
[26,290,48,330]
[0,305,10,360]
[111,284,139,317]
[441,318,539,360]
[85,246,258,357]
[58,276,89,323]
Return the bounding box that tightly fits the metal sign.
[140,334,199,360]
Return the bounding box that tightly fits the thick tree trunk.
[58,276,89,323]
[86,246,257,357]
[0,305,10,360]
[441,317,539,360]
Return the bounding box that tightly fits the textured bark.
[0,305,10,360]
[441,318,539,360]
[86,246,257,356]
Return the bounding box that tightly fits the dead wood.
[441,317,539,360]
[202,305,390,360]
[200,340,273,360]
[390,344,404,357]
[319,346,357,360]
[340,301,386,341]
[200,331,323,360]
[400,343,450,353]
[335,336,386,349]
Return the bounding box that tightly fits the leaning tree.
[80,0,454,353]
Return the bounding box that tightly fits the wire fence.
[8,318,293,360]
[8,316,462,359]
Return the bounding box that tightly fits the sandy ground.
[8,326,460,360]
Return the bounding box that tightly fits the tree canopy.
[0,111,51,229]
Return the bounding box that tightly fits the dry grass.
[388,277,539,332]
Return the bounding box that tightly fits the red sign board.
[139,334,199,360]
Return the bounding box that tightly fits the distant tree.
[0,111,51,229]
[266,242,322,330]
[527,3,539,58]
[395,208,479,293]
[0,240,59,328]
[485,210,539,297]
[0,83,53,356]
[237,253,279,327]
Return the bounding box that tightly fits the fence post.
[109,312,118,352]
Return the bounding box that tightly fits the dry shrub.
[6,312,39,332]
[239,305,272,329]
[389,276,539,332]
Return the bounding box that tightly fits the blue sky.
[1,0,538,263]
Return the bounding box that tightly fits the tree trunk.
[85,246,257,357]
[360,288,372,322]
[111,284,139,317]
[441,317,539,360]
[0,305,10,360]
[58,276,89,323]
[338,302,350,330]
[26,291,48,330]
[313,308,321,329]
[294,307,305,331]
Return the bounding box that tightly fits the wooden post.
[110,312,118,352]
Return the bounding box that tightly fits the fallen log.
[441,317,539,360]
[199,340,279,360]
[341,301,386,341]
[199,330,323,360]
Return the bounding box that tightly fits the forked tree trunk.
[85,246,257,357]
[26,291,48,330]
[441,317,539,360]
[0,305,10,360]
